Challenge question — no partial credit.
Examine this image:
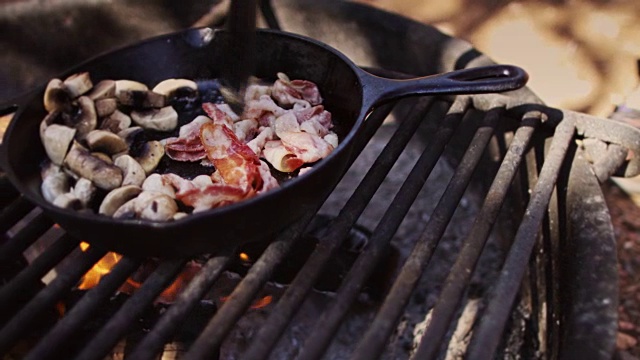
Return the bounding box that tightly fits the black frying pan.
[0,28,527,257]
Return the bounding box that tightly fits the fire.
[77,244,122,290]
[77,242,201,303]
[220,295,273,309]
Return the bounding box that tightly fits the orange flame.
[220,295,273,309]
[77,243,122,290]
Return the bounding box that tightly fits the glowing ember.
[239,252,251,262]
[220,295,273,309]
[77,251,122,290]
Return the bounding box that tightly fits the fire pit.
[0,0,637,359]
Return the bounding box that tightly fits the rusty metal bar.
[0,234,78,307]
[74,258,187,360]
[352,111,541,360]
[0,246,106,354]
[0,196,34,234]
[242,97,443,359]
[0,212,52,264]
[25,257,141,360]
[455,118,576,359]
[129,248,235,360]
[299,106,503,360]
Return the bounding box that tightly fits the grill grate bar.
[0,246,106,354]
[0,196,34,234]
[73,258,187,360]
[0,234,78,307]
[356,111,540,359]
[183,103,397,360]
[299,104,502,360]
[297,99,480,360]
[129,248,234,360]
[0,212,52,264]
[185,210,317,360]
[465,117,576,359]
[242,98,440,359]
[350,99,491,360]
[25,256,141,360]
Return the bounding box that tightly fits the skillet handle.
[363,65,528,107]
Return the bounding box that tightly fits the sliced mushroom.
[152,79,197,97]
[65,96,97,140]
[117,90,165,109]
[41,123,76,165]
[135,191,178,221]
[64,142,123,190]
[117,126,144,147]
[99,185,142,216]
[72,178,96,208]
[135,140,165,175]
[86,130,128,154]
[63,72,93,98]
[112,198,137,219]
[114,155,146,187]
[91,152,113,164]
[43,79,71,113]
[114,80,148,96]
[142,173,175,198]
[87,80,116,100]
[41,164,70,203]
[99,110,131,132]
[172,212,188,221]
[53,192,83,210]
[95,98,118,117]
[131,106,178,132]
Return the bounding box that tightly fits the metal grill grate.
[0,88,635,359]
[1,1,638,359]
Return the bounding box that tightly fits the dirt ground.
[357,0,640,357]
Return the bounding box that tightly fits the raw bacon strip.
[163,115,211,162]
[202,103,234,129]
[263,140,304,173]
[279,131,334,164]
[178,184,247,212]
[200,122,262,192]
[257,160,279,193]
[233,119,259,142]
[246,127,274,156]
[243,95,287,126]
[272,73,323,108]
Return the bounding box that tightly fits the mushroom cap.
[41,123,76,165]
[86,130,129,154]
[99,185,142,216]
[64,142,123,190]
[114,155,146,187]
[88,80,116,100]
[135,140,165,175]
[70,96,98,140]
[43,79,71,113]
[142,173,176,198]
[152,79,198,97]
[63,72,93,98]
[95,98,118,118]
[131,106,178,132]
[41,165,70,203]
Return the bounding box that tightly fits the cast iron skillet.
[0,28,528,257]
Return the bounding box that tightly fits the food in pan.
[38,72,337,221]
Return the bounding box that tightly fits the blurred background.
[0,0,638,357]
